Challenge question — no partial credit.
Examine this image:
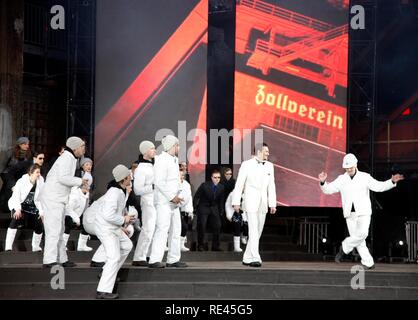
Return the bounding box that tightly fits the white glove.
[72,216,81,226]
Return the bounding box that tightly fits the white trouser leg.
[62,233,70,251]
[243,212,262,263]
[343,215,374,267]
[97,231,132,293]
[148,203,171,264]
[5,228,17,251]
[92,244,106,263]
[42,200,66,264]
[167,208,181,264]
[133,204,156,261]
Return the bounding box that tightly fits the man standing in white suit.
[148,135,187,268]
[319,153,404,269]
[232,143,277,267]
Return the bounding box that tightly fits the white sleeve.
[101,192,125,226]
[183,182,193,213]
[225,193,234,221]
[34,177,44,216]
[320,176,341,195]
[57,156,83,188]
[154,157,177,202]
[267,164,277,208]
[8,180,23,211]
[133,165,153,196]
[232,162,248,206]
[366,175,396,192]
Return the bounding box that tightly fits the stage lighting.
[322,238,327,244]
[398,240,404,246]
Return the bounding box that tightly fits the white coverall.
[94,186,132,293]
[39,150,82,264]
[148,152,181,265]
[320,170,396,267]
[132,159,156,262]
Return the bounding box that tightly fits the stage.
[0,254,417,300]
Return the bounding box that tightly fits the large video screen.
[235,0,349,207]
[95,0,208,194]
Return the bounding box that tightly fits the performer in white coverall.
[147,135,187,268]
[40,137,87,267]
[95,165,135,299]
[319,153,404,269]
[232,143,277,267]
[83,193,136,269]
[132,141,157,266]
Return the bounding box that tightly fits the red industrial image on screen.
[234,0,348,207]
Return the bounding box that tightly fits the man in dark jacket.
[193,170,225,251]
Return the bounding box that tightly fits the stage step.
[0,250,323,265]
[0,263,417,299]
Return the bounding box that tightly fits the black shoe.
[335,246,345,263]
[90,261,105,268]
[132,260,148,267]
[43,262,60,268]
[166,261,188,268]
[242,261,251,266]
[197,245,205,252]
[211,247,223,252]
[96,291,119,300]
[62,261,77,268]
[148,262,165,268]
[249,262,262,268]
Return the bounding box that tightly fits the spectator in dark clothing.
[0,137,33,212]
[220,167,235,199]
[193,170,225,251]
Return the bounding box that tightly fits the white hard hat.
[342,153,358,169]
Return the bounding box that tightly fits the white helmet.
[342,153,358,169]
